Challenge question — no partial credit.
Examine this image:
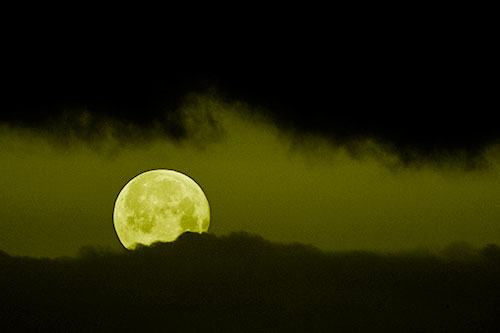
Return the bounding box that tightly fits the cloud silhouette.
[1,232,499,332]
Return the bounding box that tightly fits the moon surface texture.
[113,169,210,249]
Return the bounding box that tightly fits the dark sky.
[3,17,497,157]
[1,17,499,257]
[2,12,500,332]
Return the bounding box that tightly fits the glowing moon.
[113,169,210,249]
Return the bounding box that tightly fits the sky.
[1,92,499,257]
[2,10,500,332]
[1,18,499,257]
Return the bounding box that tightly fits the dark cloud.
[1,232,499,332]
[2,27,497,160]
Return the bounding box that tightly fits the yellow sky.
[1,95,499,257]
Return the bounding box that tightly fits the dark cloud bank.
[3,31,498,163]
[1,232,500,332]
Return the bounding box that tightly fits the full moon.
[113,169,210,249]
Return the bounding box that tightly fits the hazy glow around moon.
[113,169,210,249]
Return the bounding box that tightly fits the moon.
[113,169,210,249]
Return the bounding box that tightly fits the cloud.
[1,96,500,257]
[1,232,499,332]
[2,57,498,161]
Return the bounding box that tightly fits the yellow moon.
[113,169,210,249]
